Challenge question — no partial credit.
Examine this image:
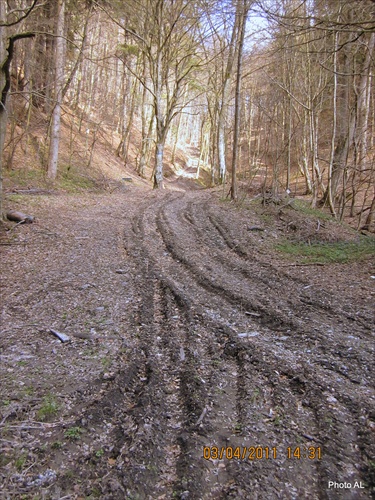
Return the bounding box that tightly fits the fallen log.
[6,211,34,223]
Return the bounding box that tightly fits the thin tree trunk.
[356,33,374,173]
[301,111,312,194]
[123,68,139,165]
[154,140,165,189]
[327,30,338,217]
[139,110,154,178]
[62,5,91,100]
[231,0,249,201]
[47,0,65,181]
[0,9,34,217]
[217,9,240,184]
[171,112,182,165]
[152,1,164,189]
[0,1,6,219]
[351,32,375,216]
[362,193,375,231]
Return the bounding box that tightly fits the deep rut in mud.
[112,190,373,499]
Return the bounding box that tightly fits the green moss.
[275,237,375,264]
[57,167,97,192]
[291,199,332,220]
[6,167,46,187]
[4,162,98,193]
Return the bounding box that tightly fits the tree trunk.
[47,0,66,181]
[362,193,375,231]
[154,140,165,189]
[350,33,374,217]
[139,110,154,178]
[0,12,34,218]
[171,98,185,165]
[0,1,6,219]
[231,0,249,201]
[138,53,153,177]
[62,5,91,101]
[217,9,240,184]
[300,111,312,194]
[327,30,339,217]
[355,33,374,173]
[153,7,165,190]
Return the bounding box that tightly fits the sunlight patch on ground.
[174,157,199,178]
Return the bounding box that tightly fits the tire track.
[159,195,374,380]
[119,191,374,498]
[4,191,372,499]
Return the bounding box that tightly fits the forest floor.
[0,179,374,499]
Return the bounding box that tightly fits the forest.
[1,1,375,499]
[0,0,374,226]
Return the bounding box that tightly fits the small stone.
[326,395,338,404]
[50,329,71,343]
[238,331,259,338]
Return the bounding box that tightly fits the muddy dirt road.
[1,188,374,499]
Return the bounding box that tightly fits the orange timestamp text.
[203,446,322,461]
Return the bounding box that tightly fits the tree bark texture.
[0,1,6,219]
[231,0,249,201]
[217,10,240,184]
[0,5,34,218]
[47,0,66,181]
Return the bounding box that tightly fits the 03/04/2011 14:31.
[202,446,322,461]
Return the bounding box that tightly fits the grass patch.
[51,441,63,450]
[14,452,28,471]
[291,199,332,221]
[5,167,46,187]
[4,162,99,193]
[37,394,59,421]
[64,426,84,441]
[22,386,34,397]
[57,165,98,192]
[276,237,375,264]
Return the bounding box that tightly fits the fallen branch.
[6,211,34,223]
[0,242,25,245]
[281,262,325,267]
[195,406,207,426]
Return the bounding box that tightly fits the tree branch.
[0,0,42,27]
[1,33,35,111]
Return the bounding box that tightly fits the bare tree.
[217,5,240,185]
[0,1,37,218]
[47,0,66,180]
[109,0,204,188]
[231,0,251,201]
